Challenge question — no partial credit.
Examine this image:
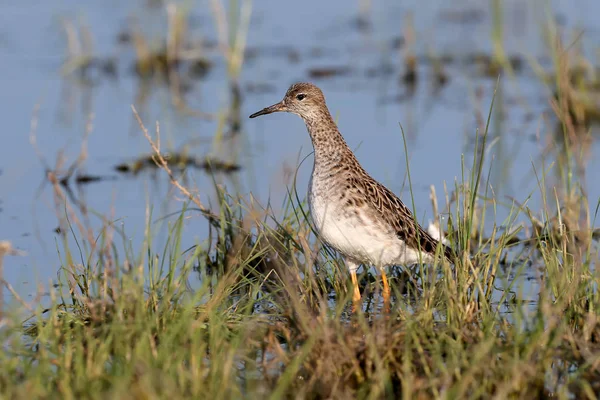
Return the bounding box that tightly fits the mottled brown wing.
[349,174,454,261]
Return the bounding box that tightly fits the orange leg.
[350,270,361,310]
[381,269,391,311]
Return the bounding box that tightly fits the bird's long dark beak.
[249,102,286,118]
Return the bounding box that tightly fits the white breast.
[308,182,431,268]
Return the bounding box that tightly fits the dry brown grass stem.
[132,105,220,225]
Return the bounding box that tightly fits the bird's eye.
[296,93,306,101]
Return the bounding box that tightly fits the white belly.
[308,189,430,268]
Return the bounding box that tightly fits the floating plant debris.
[74,174,115,185]
[115,153,240,175]
[469,53,525,76]
[133,53,177,78]
[131,51,212,83]
[197,158,240,173]
[58,172,116,187]
[307,66,351,79]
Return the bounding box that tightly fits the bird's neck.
[303,110,354,168]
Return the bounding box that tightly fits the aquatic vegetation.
[1,0,599,398]
[2,102,599,398]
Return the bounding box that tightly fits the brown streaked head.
[249,82,327,120]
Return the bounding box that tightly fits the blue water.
[0,0,598,302]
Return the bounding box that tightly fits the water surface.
[0,0,598,302]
